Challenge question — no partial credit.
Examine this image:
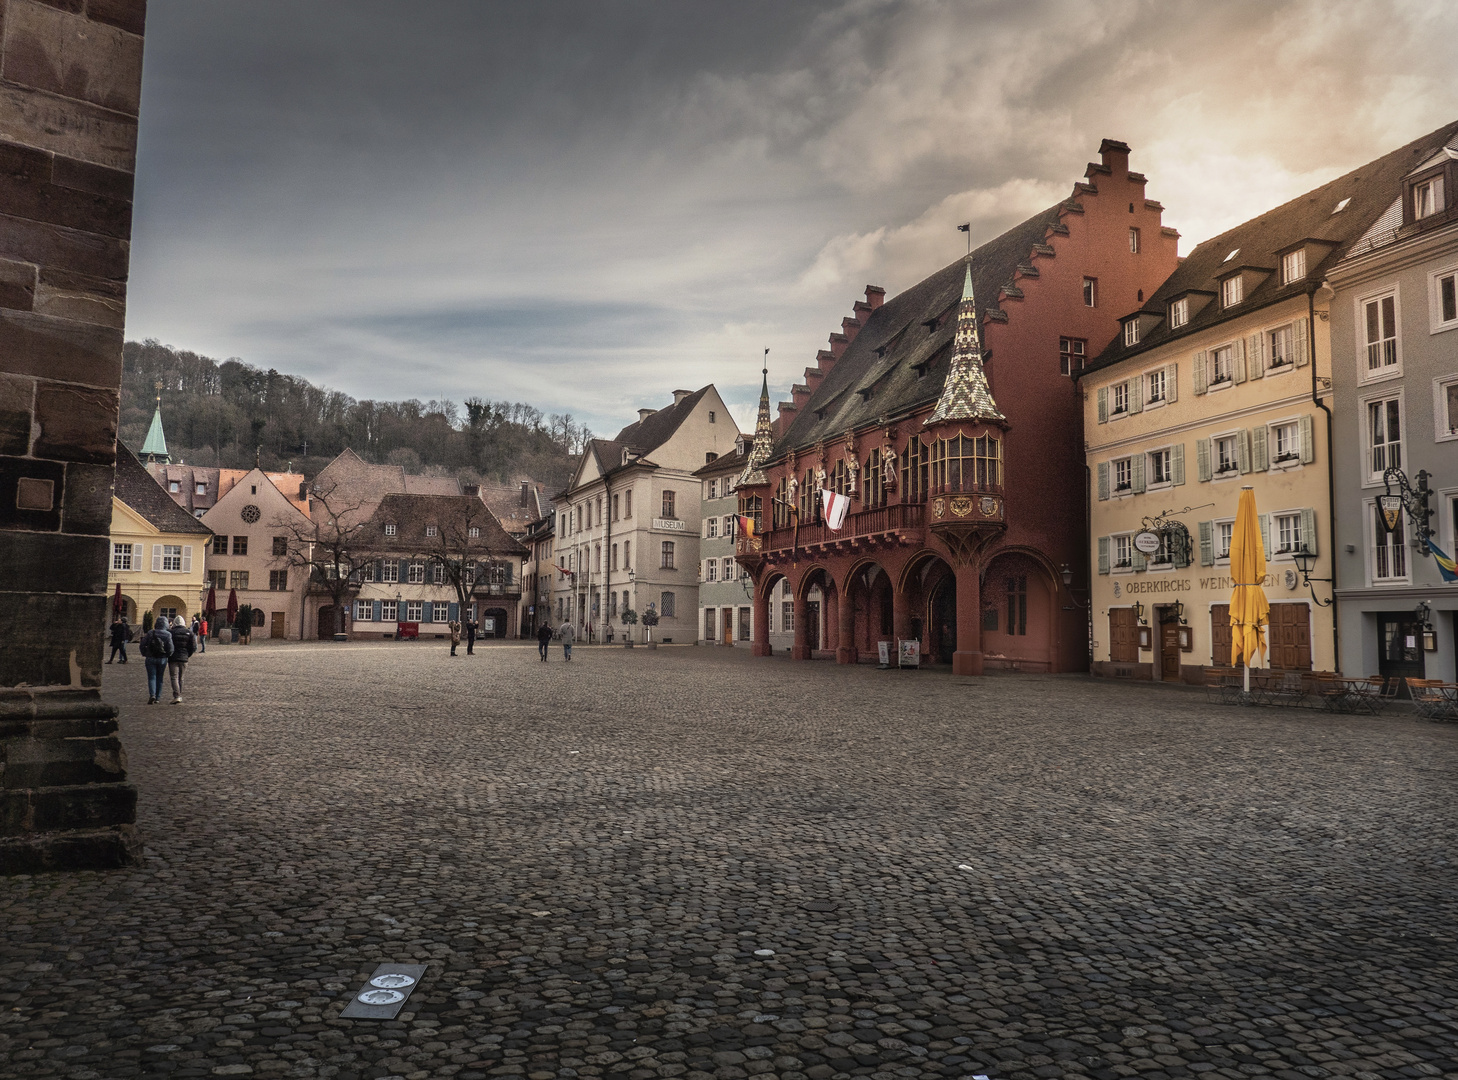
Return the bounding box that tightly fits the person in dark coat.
[536,621,552,662]
[108,616,130,664]
[167,616,196,704]
[140,618,173,704]
[465,616,479,655]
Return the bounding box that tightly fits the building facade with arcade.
[734,140,1181,674]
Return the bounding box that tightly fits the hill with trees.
[119,339,590,493]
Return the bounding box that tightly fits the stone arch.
[980,547,1061,672]
[152,594,188,621]
[841,557,896,660]
[897,549,956,663]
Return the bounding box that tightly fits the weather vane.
[957,222,971,256]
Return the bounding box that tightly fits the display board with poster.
[898,639,920,668]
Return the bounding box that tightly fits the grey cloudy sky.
[127,0,1458,436]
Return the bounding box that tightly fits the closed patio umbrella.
[226,588,239,626]
[205,586,217,619]
[1229,486,1270,696]
[112,582,124,618]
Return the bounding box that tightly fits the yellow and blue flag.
[1429,540,1458,583]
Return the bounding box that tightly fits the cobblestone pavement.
[3,642,1457,1080]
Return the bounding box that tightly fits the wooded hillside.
[118,339,589,492]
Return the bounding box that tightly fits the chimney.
[672,389,692,406]
[638,408,655,422]
[519,480,530,507]
[297,482,307,500]
[841,317,861,343]
[464,484,480,498]
[864,285,885,310]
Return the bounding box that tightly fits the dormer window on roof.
[1169,297,1189,328]
[1223,248,1240,263]
[1332,197,1351,214]
[1123,320,1139,347]
[1281,248,1306,285]
[1414,175,1445,220]
[385,523,397,536]
[1221,275,1244,308]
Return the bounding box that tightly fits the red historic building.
[736,140,1179,675]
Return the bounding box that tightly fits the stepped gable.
[114,446,213,536]
[774,200,1074,454]
[1089,118,1458,371]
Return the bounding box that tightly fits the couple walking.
[139,616,198,705]
[536,621,575,661]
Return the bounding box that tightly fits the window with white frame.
[1373,506,1407,580]
[1147,368,1166,404]
[355,599,372,621]
[1169,297,1188,329]
[1267,323,1295,369]
[1273,512,1303,556]
[1368,396,1402,478]
[1083,277,1097,308]
[707,516,718,538]
[1059,337,1086,375]
[161,545,183,572]
[1216,519,1234,561]
[405,600,422,622]
[1214,434,1239,476]
[384,523,396,536]
[425,524,437,537]
[433,604,449,623]
[1112,533,1133,571]
[1123,320,1139,347]
[1413,175,1444,220]
[407,561,425,584]
[468,526,480,538]
[1271,421,1301,466]
[1210,344,1234,385]
[381,560,399,583]
[1438,377,1458,439]
[1281,249,1306,285]
[705,559,718,582]
[112,542,134,571]
[1148,447,1172,486]
[1363,293,1398,373]
[380,599,398,622]
[1112,457,1133,494]
[360,562,375,583]
[1221,275,1243,308]
[1148,531,1175,567]
[1129,227,1140,253]
[724,515,736,537]
[1111,382,1129,416]
[1433,267,1458,332]
[707,479,718,499]
[432,563,444,585]
[724,558,736,581]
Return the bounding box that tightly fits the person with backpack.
[167,616,195,704]
[559,620,575,661]
[107,615,130,664]
[536,620,552,662]
[140,617,173,704]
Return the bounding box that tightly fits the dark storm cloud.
[127,0,1458,435]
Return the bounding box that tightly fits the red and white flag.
[821,489,850,531]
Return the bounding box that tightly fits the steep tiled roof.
[115,446,214,536]
[363,493,528,556]
[693,447,749,478]
[1088,119,1458,372]
[773,201,1071,454]
[312,448,461,519]
[614,387,711,453]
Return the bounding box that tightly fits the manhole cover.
[357,989,405,1005]
[801,901,839,912]
[370,973,416,989]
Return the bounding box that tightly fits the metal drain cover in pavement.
[801,900,839,912]
[341,963,427,1019]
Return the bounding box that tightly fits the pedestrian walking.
[536,621,552,662]
[140,616,173,705]
[448,618,462,656]
[465,616,478,655]
[192,615,206,653]
[107,615,130,664]
[167,615,195,704]
[560,620,575,661]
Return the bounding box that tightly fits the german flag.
[738,515,755,541]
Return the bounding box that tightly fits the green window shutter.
[1301,508,1317,556]
[1233,337,1248,383]
[1259,513,1271,560]
[1132,453,1146,494]
[1098,536,1110,575]
[1129,377,1143,414]
[1252,425,1269,471]
[422,601,433,623]
[1097,386,1108,423]
[1165,362,1178,402]
[449,602,459,621]
[1299,413,1315,463]
[1132,549,1147,572]
[1172,443,1185,486]
[1248,332,1265,378]
[1237,429,1251,473]
[372,599,382,621]
[1194,350,1208,395]
[1199,521,1214,566]
[1097,461,1110,501]
[375,559,384,581]
[1294,316,1309,367]
[1197,438,1211,482]
[1174,532,1190,569]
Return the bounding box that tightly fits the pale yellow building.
[109,447,213,626]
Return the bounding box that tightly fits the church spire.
[925,260,1004,427]
[140,380,171,464]
[738,349,775,486]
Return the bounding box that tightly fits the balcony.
[742,502,926,560]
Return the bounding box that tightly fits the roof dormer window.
[385,523,397,536]
[1221,275,1243,308]
[1414,175,1445,220]
[1169,297,1189,329]
[1123,320,1139,347]
[1281,249,1306,285]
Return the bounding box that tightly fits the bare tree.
[270,483,372,637]
[417,495,523,617]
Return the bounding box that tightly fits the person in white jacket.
[559,621,576,661]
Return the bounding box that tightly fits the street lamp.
[1291,546,1334,607]
[1058,563,1088,610]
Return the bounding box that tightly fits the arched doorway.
[845,560,894,662]
[900,551,955,665]
[153,594,187,623]
[930,578,956,665]
[318,604,347,639]
[482,607,508,638]
[979,551,1056,671]
[796,566,836,658]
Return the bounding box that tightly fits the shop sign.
[1379,495,1403,532]
[1133,531,1162,554]
[653,517,686,532]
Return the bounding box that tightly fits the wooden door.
[270,611,286,639]
[1109,608,1138,662]
[317,605,340,639]
[1211,604,1231,666]
[1160,620,1182,679]
[1267,603,1311,670]
[723,607,734,645]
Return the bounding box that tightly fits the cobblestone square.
[3,643,1456,1080]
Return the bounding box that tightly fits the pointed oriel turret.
[925,261,1005,426]
[738,362,775,487]
[140,381,170,464]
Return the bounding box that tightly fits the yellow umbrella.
[1229,486,1270,693]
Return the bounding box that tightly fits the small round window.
[240,504,261,524]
